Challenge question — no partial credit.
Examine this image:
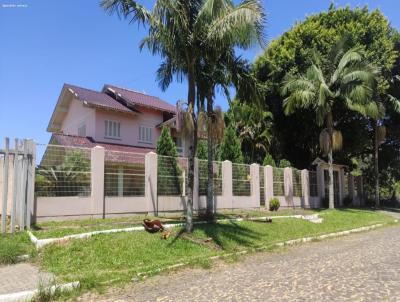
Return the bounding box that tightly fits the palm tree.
[282,42,377,209]
[101,0,265,231]
[230,100,273,163]
[354,85,400,207]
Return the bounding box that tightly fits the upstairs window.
[105,120,121,139]
[139,126,152,144]
[78,124,86,137]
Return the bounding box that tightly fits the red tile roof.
[64,84,133,113]
[52,134,154,154]
[104,84,176,113]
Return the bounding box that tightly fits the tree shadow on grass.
[168,215,262,251]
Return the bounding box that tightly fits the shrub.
[269,198,280,211]
[263,154,276,167]
[278,159,292,168]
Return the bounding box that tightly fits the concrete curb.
[29,215,311,249]
[132,222,392,279]
[0,281,79,302]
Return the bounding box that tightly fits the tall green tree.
[281,42,377,209]
[253,5,399,171]
[218,126,244,163]
[102,0,265,231]
[156,127,183,201]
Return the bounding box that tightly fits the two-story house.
[47,83,185,155]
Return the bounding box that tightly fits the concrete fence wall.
[32,145,364,221]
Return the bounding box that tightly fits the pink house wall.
[61,98,96,137]
[94,107,163,148]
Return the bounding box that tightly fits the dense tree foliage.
[251,5,400,201]
[218,126,244,163]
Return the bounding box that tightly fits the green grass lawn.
[39,208,394,293]
[0,232,35,264]
[32,208,317,239]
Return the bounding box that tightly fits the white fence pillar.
[222,160,232,209]
[284,167,293,207]
[265,165,273,210]
[91,146,105,218]
[250,163,260,207]
[145,152,158,214]
[301,169,310,208]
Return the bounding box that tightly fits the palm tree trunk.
[206,93,214,218]
[374,120,380,208]
[186,62,196,233]
[327,112,335,209]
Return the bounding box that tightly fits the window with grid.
[104,120,121,139]
[273,168,284,196]
[293,169,302,197]
[139,126,152,144]
[309,171,318,197]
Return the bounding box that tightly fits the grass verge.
[38,209,394,295]
[0,232,36,264]
[32,208,316,239]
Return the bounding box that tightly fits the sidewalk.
[0,263,53,296]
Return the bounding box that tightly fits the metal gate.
[0,138,36,233]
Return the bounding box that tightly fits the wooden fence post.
[19,139,28,230]
[11,139,19,233]
[1,138,10,234]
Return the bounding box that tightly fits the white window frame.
[104,120,121,139]
[138,125,153,144]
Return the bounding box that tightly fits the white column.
[91,146,105,218]
[301,169,309,208]
[265,165,274,210]
[284,167,293,207]
[250,163,260,208]
[222,160,232,209]
[145,152,158,215]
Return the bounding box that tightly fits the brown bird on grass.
[142,219,164,233]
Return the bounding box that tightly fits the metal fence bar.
[26,140,36,228]
[1,138,9,234]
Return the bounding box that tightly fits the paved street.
[76,224,400,302]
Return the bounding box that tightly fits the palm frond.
[100,0,151,25]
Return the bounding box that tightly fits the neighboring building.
[46,83,186,155]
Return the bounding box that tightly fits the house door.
[324,170,340,206]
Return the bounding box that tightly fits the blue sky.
[0,0,399,145]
